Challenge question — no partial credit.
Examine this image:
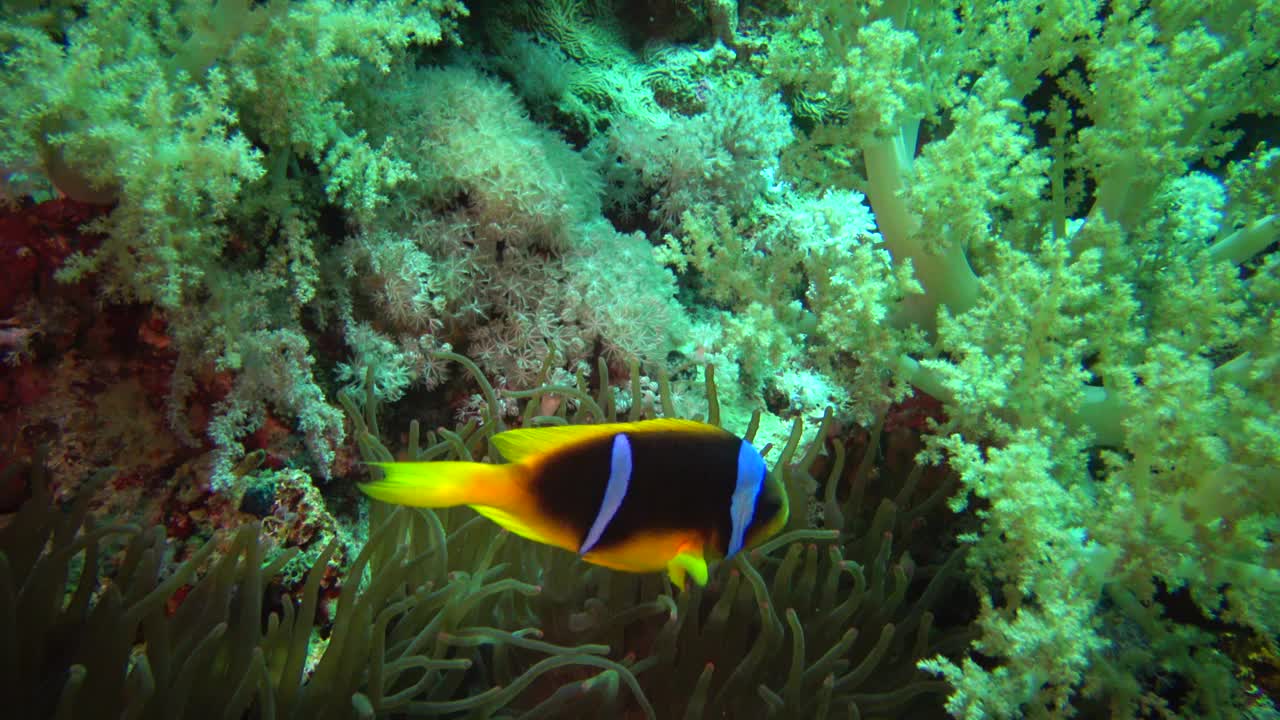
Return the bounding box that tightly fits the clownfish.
[358,418,789,589]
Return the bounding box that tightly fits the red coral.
[883,390,946,434]
[0,362,53,407]
[167,512,198,541]
[0,198,108,316]
[245,412,290,470]
[165,584,194,616]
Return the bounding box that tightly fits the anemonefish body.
[358,418,789,588]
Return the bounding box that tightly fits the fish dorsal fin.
[489,418,728,464]
[488,423,619,463]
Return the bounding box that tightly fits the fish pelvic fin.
[361,461,517,509]
[666,543,710,591]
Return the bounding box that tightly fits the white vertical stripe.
[727,440,767,557]
[579,433,632,555]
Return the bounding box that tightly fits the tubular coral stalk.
[783,608,807,708]
[833,624,895,692]
[771,544,803,605]
[900,355,1132,446]
[804,628,859,688]
[822,441,848,531]
[815,674,835,720]
[518,682,590,719]
[277,542,336,717]
[682,663,715,720]
[657,369,678,418]
[433,350,505,431]
[122,654,154,720]
[122,534,219,627]
[795,545,820,616]
[166,623,228,716]
[819,547,844,615]
[759,685,784,714]
[862,135,917,253]
[380,658,471,708]
[369,597,415,708]
[862,132,980,335]
[629,358,644,421]
[654,591,690,665]
[752,530,840,557]
[54,665,87,720]
[745,409,762,444]
[505,387,605,423]
[706,364,721,426]
[409,654,654,719]
[1087,155,1140,230]
[1209,215,1278,265]
[1071,385,1128,447]
[446,628,609,657]
[714,557,783,711]
[224,647,266,720]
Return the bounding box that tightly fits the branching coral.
[0,0,465,306]
[1,1,696,495]
[386,64,602,255]
[597,74,792,225]
[765,2,1280,716]
[483,0,676,137]
[4,2,1275,717]
[0,0,469,492]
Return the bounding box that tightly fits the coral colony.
[1,2,1277,718]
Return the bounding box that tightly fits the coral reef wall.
[2,1,1278,718]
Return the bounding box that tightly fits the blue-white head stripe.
[579,433,633,555]
[727,440,767,557]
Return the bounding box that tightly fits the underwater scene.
[1,1,1278,718]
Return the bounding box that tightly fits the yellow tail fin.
[360,461,514,508]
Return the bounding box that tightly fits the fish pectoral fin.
[666,544,709,591]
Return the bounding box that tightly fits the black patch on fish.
[743,471,783,542]
[530,429,743,555]
[530,435,615,546]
